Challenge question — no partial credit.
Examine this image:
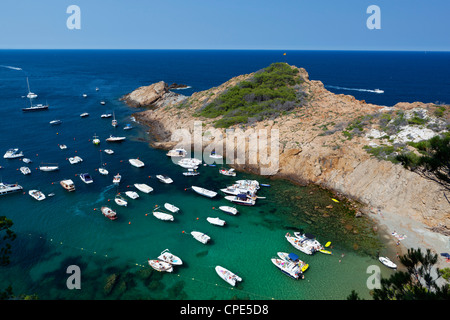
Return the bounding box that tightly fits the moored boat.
[0,182,23,196]
[113,173,121,184]
[191,231,210,244]
[134,183,153,193]
[164,203,179,213]
[153,210,174,221]
[148,259,173,272]
[59,144,67,150]
[125,191,139,199]
[158,249,183,266]
[3,148,24,159]
[379,256,397,269]
[156,175,173,184]
[92,134,100,145]
[219,168,236,176]
[224,194,255,206]
[215,266,242,286]
[99,167,109,175]
[129,158,145,168]
[29,189,46,201]
[271,258,303,279]
[277,252,309,273]
[20,166,31,175]
[50,120,62,125]
[80,112,89,117]
[39,163,59,172]
[114,194,127,206]
[285,233,314,255]
[101,206,118,220]
[80,173,93,184]
[182,169,199,176]
[207,217,226,226]
[106,135,126,142]
[191,186,217,198]
[60,179,75,192]
[103,149,114,154]
[166,148,187,158]
[218,206,238,215]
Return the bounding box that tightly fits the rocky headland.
[122,64,450,267]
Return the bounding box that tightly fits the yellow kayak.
[319,249,332,255]
[331,198,339,203]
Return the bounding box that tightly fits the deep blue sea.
[0,50,449,300]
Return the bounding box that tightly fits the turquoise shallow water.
[0,50,408,300]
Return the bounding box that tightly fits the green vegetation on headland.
[196,62,307,128]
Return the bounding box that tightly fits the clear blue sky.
[0,0,449,50]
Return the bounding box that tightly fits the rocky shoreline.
[124,65,450,269]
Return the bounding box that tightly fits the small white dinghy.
[114,194,128,206]
[191,231,210,244]
[125,191,139,199]
[20,166,31,175]
[164,203,179,213]
[215,266,242,287]
[134,183,153,193]
[158,249,183,266]
[191,186,217,198]
[379,256,397,269]
[156,175,173,184]
[148,259,173,273]
[153,210,174,221]
[129,158,144,168]
[218,206,238,215]
[207,217,226,226]
[99,167,109,175]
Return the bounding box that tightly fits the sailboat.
[98,150,108,175]
[112,112,118,127]
[22,77,48,112]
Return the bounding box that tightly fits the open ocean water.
[0,50,449,300]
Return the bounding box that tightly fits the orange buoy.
[182,231,185,233]
[128,221,131,225]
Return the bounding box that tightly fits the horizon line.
[0,48,449,53]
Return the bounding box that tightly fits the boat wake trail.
[0,65,23,71]
[326,85,383,94]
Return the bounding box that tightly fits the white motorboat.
[22,158,32,163]
[60,179,75,192]
[114,194,127,206]
[26,78,38,99]
[103,149,114,154]
[59,144,67,150]
[100,101,106,105]
[293,232,324,253]
[191,186,217,198]
[80,173,93,184]
[111,112,118,127]
[101,206,117,220]
[101,113,112,118]
[271,258,303,280]
[106,135,126,142]
[50,120,62,125]
[183,169,199,176]
[0,182,23,196]
[224,194,255,206]
[166,148,187,158]
[3,148,24,159]
[82,93,87,98]
[92,134,100,145]
[20,166,31,175]
[164,203,179,213]
[125,191,139,199]
[374,88,384,94]
[80,112,89,117]
[191,231,210,244]
[39,164,59,172]
[220,185,257,197]
[219,168,236,176]
[113,173,121,184]
[178,158,202,169]
[218,206,238,215]
[68,156,83,164]
[156,175,173,184]
[134,183,153,193]
[285,233,314,255]
[215,266,242,286]
[207,217,226,226]
[209,151,223,159]
[123,124,133,130]
[99,167,109,175]
[153,210,174,221]
[379,256,397,269]
[277,252,309,273]
[29,189,46,201]
[129,158,144,168]
[158,249,183,266]
[148,259,173,273]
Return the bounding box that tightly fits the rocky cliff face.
[127,67,449,234]
[121,81,187,108]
